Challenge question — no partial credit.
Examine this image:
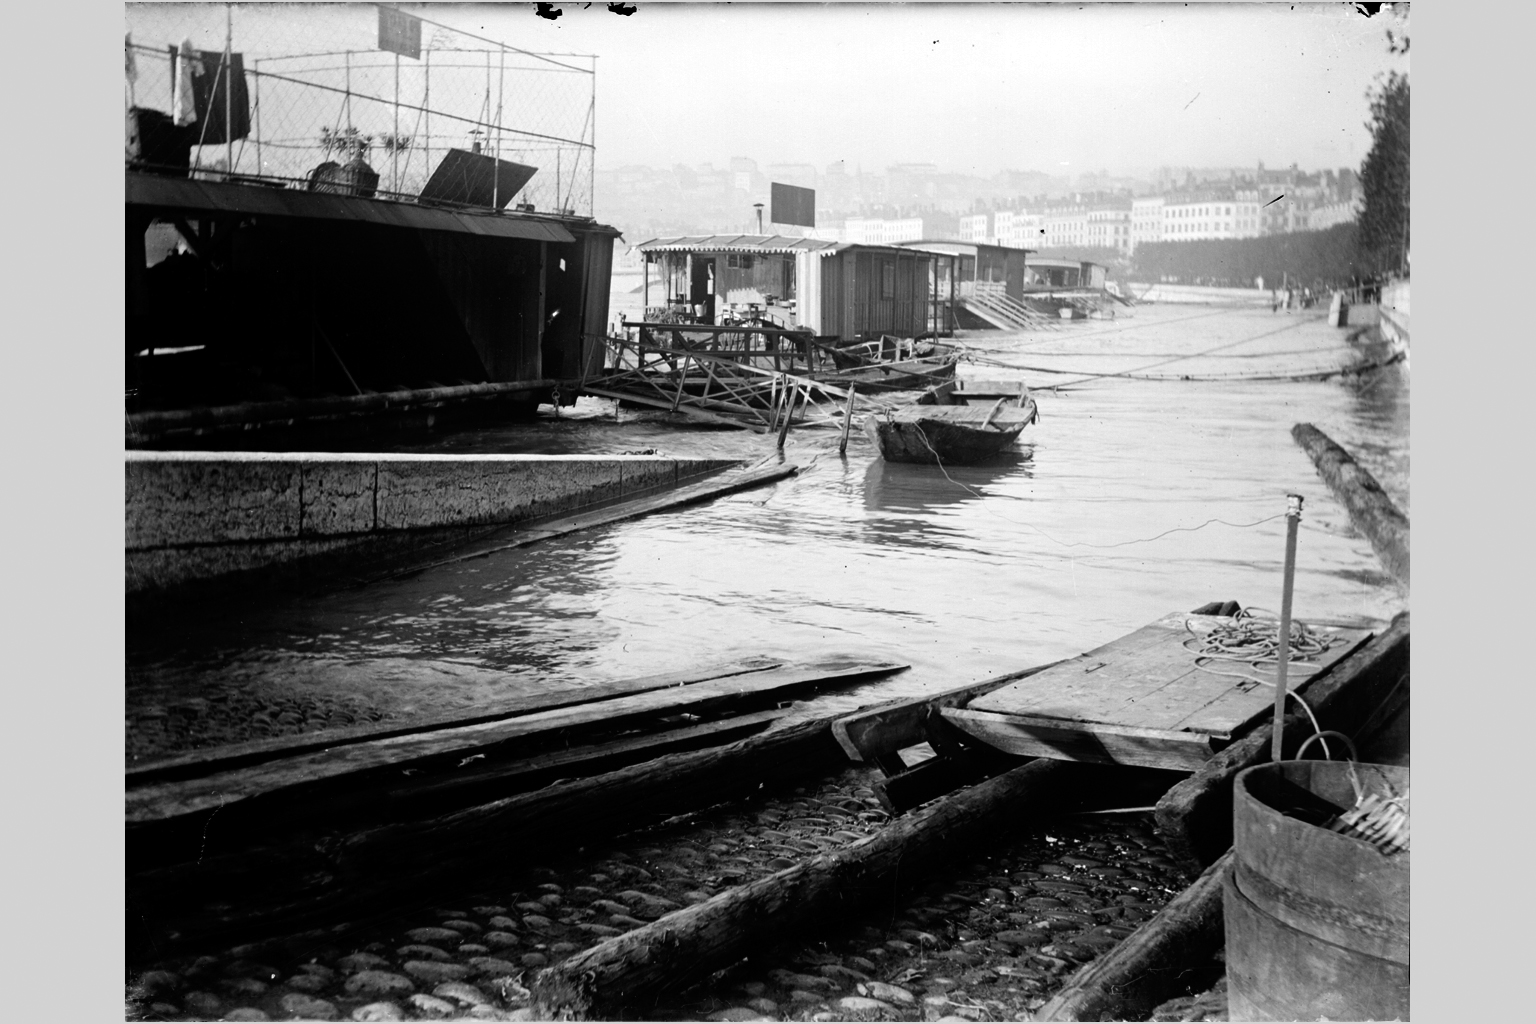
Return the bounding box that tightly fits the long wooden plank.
[374,708,790,806]
[126,658,909,823]
[129,713,853,962]
[1036,850,1233,1022]
[127,657,786,781]
[830,662,1060,762]
[942,707,1217,772]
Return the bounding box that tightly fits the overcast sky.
[497,2,1407,177]
[128,2,1409,178]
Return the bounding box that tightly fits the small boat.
[865,381,1038,464]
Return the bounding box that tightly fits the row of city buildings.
[839,164,1361,254]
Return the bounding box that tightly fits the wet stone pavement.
[126,681,395,764]
[127,766,1197,1023]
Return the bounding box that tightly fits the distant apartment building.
[1161,191,1263,242]
[1086,203,1132,253]
[1001,212,1043,250]
[842,217,925,245]
[1130,197,1164,253]
[958,212,990,243]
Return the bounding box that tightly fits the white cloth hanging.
[173,38,201,127]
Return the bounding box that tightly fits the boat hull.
[865,404,1033,465]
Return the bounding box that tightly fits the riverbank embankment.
[126,452,740,594]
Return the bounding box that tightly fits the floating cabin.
[1023,256,1108,292]
[635,235,947,342]
[893,240,1032,302]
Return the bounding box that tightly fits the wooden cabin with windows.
[635,235,938,341]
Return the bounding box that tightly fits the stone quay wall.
[126,452,741,594]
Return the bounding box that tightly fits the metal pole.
[495,46,505,210]
[590,56,596,217]
[224,4,233,176]
[423,48,431,179]
[1271,493,1304,763]
[345,51,351,129]
[393,52,400,193]
[254,58,261,178]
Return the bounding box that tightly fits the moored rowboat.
[865,384,1038,464]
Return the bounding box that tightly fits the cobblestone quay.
[127,765,1197,1022]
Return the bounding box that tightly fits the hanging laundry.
[173,38,200,127]
[188,48,251,145]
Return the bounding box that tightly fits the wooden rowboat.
[865,382,1038,464]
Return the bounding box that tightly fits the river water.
[125,302,1409,755]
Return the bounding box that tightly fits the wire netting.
[124,3,596,216]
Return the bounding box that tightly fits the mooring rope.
[904,420,1287,549]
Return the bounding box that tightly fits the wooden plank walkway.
[941,612,1372,772]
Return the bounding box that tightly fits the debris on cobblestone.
[127,766,1195,1022]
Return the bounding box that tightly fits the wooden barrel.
[1225,761,1409,1021]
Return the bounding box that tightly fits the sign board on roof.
[378,7,422,60]
[770,183,816,228]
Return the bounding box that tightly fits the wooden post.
[776,383,798,450]
[1271,494,1303,764]
[838,385,857,455]
[670,354,690,413]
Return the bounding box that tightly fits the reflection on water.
[128,304,1409,735]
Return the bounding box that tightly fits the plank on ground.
[126,657,907,823]
[127,657,785,781]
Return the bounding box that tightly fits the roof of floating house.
[635,234,931,258]
[126,172,589,244]
[893,239,1037,257]
[1028,256,1106,270]
[637,234,839,255]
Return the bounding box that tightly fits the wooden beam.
[1292,423,1410,587]
[128,712,854,963]
[126,657,909,824]
[528,758,1153,1019]
[830,662,1060,763]
[1035,850,1232,1022]
[1154,612,1409,869]
[941,707,1219,772]
[127,657,788,782]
